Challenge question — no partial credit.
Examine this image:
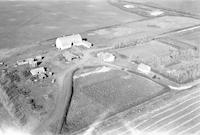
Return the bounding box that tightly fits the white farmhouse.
[97,52,115,62]
[56,34,82,50]
[30,67,46,76]
[137,63,151,75]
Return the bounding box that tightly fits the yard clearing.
[115,40,177,61]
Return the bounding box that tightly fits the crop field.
[66,69,166,132]
[83,16,200,47]
[167,28,200,48]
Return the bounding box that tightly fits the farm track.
[157,37,196,50]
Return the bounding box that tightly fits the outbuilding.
[137,63,151,74]
[29,61,38,68]
[149,10,164,16]
[30,67,46,76]
[38,73,47,80]
[17,58,34,66]
[97,52,115,62]
[17,60,28,66]
[26,58,34,64]
[0,62,4,66]
[35,55,43,61]
[62,51,80,62]
[74,40,93,48]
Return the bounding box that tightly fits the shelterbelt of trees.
[134,48,200,84]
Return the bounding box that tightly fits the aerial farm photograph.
[1,0,200,135]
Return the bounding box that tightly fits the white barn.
[56,34,82,50]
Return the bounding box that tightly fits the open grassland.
[0,0,143,49]
[84,16,200,47]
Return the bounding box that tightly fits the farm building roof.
[56,34,82,50]
[137,63,151,74]
[97,52,115,62]
[30,67,46,76]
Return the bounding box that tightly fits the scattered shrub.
[5,70,20,83]
[22,68,31,78]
